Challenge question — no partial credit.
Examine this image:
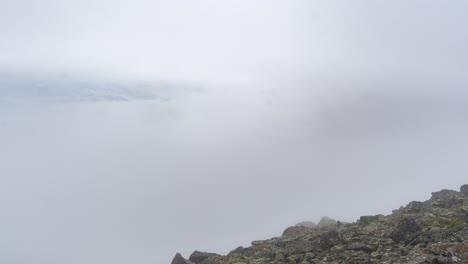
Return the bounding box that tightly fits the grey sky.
[2,1,467,83]
[1,1,468,264]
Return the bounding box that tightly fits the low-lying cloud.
[1,1,468,263]
[1,77,468,263]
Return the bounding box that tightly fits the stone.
[319,230,341,250]
[461,184,468,195]
[282,225,312,237]
[317,216,337,228]
[347,242,376,253]
[404,201,425,213]
[389,217,422,243]
[432,189,459,200]
[172,253,194,264]
[359,215,379,226]
[432,256,453,264]
[188,251,220,263]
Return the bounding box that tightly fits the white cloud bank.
[1,1,468,264]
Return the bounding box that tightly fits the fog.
[1,1,468,264]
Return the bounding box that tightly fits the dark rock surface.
[175,184,468,264]
[188,251,223,264]
[358,215,380,226]
[282,225,314,237]
[171,253,194,264]
[461,185,468,195]
[188,251,221,263]
[432,189,459,200]
[389,217,422,243]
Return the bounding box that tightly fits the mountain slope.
[173,185,468,264]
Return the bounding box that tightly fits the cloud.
[1,1,468,264]
[2,0,466,85]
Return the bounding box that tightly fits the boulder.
[461,184,468,195]
[404,201,425,213]
[389,217,422,243]
[188,251,220,263]
[317,216,337,228]
[171,253,194,264]
[431,189,458,200]
[319,230,342,250]
[359,215,379,226]
[346,242,376,253]
[282,226,311,237]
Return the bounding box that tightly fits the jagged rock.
[172,253,194,264]
[282,225,312,237]
[461,184,468,195]
[358,215,379,226]
[282,222,317,237]
[346,242,376,253]
[389,217,422,243]
[404,201,425,213]
[316,216,337,228]
[432,189,459,200]
[319,230,341,250]
[172,184,468,264]
[432,256,453,264]
[189,251,221,263]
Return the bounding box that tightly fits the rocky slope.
[172,184,468,264]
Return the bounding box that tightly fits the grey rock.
[432,256,453,264]
[317,216,337,228]
[282,225,312,237]
[171,253,194,264]
[359,215,379,226]
[404,201,425,213]
[389,217,422,243]
[189,251,220,263]
[347,242,376,253]
[319,230,341,250]
[432,189,459,200]
[461,184,468,195]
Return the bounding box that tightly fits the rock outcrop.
[282,226,313,238]
[189,251,222,264]
[173,184,468,263]
[171,253,194,264]
[316,216,337,228]
[461,185,468,195]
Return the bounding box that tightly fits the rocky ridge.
[172,184,468,264]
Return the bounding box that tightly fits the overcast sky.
[1,1,468,264]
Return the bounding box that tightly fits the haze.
[1,1,468,264]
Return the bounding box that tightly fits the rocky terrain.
[172,184,468,264]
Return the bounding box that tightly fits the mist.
[1,1,468,264]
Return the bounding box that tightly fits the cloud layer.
[1,1,468,264]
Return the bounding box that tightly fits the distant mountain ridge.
[0,72,189,102]
[173,184,468,264]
